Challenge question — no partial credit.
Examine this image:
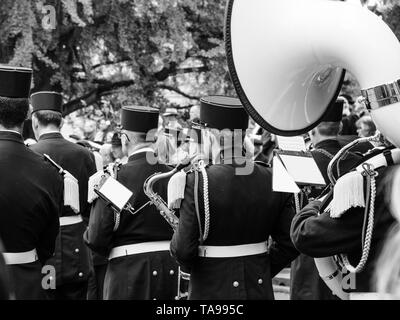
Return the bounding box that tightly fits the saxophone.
[143,160,192,300]
[143,168,180,231]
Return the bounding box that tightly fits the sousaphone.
[225,0,400,139]
[225,0,400,299]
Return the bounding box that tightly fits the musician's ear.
[31,114,40,140]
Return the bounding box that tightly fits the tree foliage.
[1,1,400,115]
[0,0,234,115]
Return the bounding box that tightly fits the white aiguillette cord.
[194,160,210,243]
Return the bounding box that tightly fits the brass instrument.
[143,168,180,231]
[143,160,192,299]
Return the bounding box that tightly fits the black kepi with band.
[0,65,32,98]
[30,91,63,114]
[121,106,159,132]
[200,95,249,130]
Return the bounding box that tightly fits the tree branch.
[91,58,131,70]
[157,84,199,100]
[63,79,135,116]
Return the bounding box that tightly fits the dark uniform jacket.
[170,159,299,300]
[311,139,366,184]
[0,131,63,299]
[86,149,179,300]
[291,166,397,293]
[30,132,96,286]
[0,239,11,299]
[291,138,366,300]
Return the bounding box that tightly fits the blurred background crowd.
[20,91,387,171]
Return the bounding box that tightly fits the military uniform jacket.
[86,149,179,300]
[0,131,63,299]
[30,132,97,285]
[291,138,365,300]
[170,159,299,300]
[291,165,397,293]
[311,139,365,184]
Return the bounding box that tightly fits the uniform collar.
[0,130,24,144]
[39,131,64,141]
[314,138,341,150]
[128,147,155,162]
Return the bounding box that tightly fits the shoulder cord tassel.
[63,170,80,214]
[340,165,377,273]
[44,154,80,214]
[330,171,365,218]
[167,170,187,209]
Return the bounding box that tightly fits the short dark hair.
[33,110,62,127]
[317,121,341,137]
[0,96,29,128]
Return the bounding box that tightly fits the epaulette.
[167,158,208,209]
[330,170,365,218]
[167,170,187,209]
[330,148,400,218]
[330,162,380,218]
[43,154,80,213]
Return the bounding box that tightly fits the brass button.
[78,272,83,277]
[233,281,239,287]
[152,270,158,276]
[169,269,175,275]
[258,278,263,285]
[75,248,79,253]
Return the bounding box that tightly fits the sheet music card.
[97,176,133,211]
[273,136,325,192]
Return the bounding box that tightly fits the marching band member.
[30,91,97,299]
[375,166,400,298]
[85,106,179,300]
[290,99,365,300]
[0,66,63,299]
[170,96,299,299]
[291,113,400,294]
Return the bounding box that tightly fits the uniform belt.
[198,241,268,258]
[108,241,170,261]
[2,249,38,265]
[60,215,83,226]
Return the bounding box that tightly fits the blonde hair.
[153,132,177,165]
[375,167,400,298]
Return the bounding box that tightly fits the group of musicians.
[0,63,398,300]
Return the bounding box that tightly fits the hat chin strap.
[371,103,400,148]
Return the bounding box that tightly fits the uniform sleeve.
[84,197,115,257]
[269,194,299,277]
[290,200,364,258]
[170,173,200,272]
[37,174,63,264]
